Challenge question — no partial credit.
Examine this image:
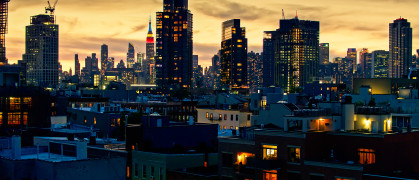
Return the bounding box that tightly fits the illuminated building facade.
[274,17,319,92]
[247,51,262,91]
[156,0,193,89]
[220,19,248,90]
[389,18,412,78]
[319,43,329,65]
[359,48,372,78]
[127,43,135,69]
[101,44,109,71]
[372,50,389,78]
[263,31,275,87]
[23,14,59,87]
[212,53,221,90]
[146,17,155,84]
[0,0,9,65]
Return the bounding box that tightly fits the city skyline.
[4,0,419,72]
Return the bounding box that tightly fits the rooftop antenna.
[295,10,298,19]
[45,0,58,16]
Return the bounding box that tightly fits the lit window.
[206,112,209,118]
[94,117,97,125]
[117,118,121,126]
[210,113,213,119]
[263,170,277,180]
[8,112,21,125]
[218,114,222,120]
[224,114,227,120]
[358,148,375,164]
[263,145,277,160]
[335,177,354,180]
[288,146,301,163]
[23,112,28,125]
[236,152,255,165]
[0,112,2,125]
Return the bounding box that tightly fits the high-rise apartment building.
[23,14,59,87]
[248,51,263,91]
[101,44,109,71]
[0,0,9,65]
[372,50,389,78]
[262,31,275,87]
[389,18,412,78]
[359,48,372,78]
[127,43,135,69]
[347,48,357,73]
[156,0,193,89]
[319,43,329,65]
[220,19,248,90]
[274,17,319,92]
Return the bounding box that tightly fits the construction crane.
[45,0,58,15]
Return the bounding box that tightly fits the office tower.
[372,50,389,78]
[263,31,275,87]
[347,48,357,73]
[137,52,144,66]
[101,44,108,71]
[23,14,59,87]
[75,54,80,77]
[220,19,248,90]
[146,16,155,84]
[126,43,135,69]
[248,51,263,91]
[91,53,99,71]
[359,48,372,78]
[274,17,319,92]
[319,43,329,65]
[0,0,9,65]
[156,0,193,89]
[389,18,412,78]
[192,55,199,88]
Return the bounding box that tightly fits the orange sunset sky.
[5,0,419,72]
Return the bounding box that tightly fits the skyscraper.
[248,51,263,91]
[146,16,155,84]
[274,17,319,92]
[75,54,80,77]
[372,50,389,78]
[127,43,135,69]
[319,43,329,65]
[220,19,248,90]
[389,18,412,78]
[23,14,59,87]
[101,44,108,71]
[0,0,9,65]
[212,53,221,89]
[262,31,275,87]
[156,0,193,89]
[347,48,357,73]
[359,48,372,78]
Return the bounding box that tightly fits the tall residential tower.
[156,0,193,89]
[389,18,412,78]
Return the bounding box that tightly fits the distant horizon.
[5,0,419,72]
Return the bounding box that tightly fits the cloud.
[192,0,276,21]
[130,24,147,33]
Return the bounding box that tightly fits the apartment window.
[222,153,233,167]
[206,112,209,118]
[358,148,375,164]
[23,112,28,125]
[263,170,277,180]
[94,117,97,125]
[8,113,21,125]
[288,146,301,163]
[117,118,121,126]
[335,177,354,180]
[0,112,2,125]
[224,114,227,120]
[236,115,239,121]
[223,126,227,130]
[210,113,213,119]
[263,145,277,160]
[247,114,251,120]
[142,165,147,178]
[111,119,115,127]
[134,163,139,177]
[219,114,222,120]
[230,126,233,129]
[159,167,163,180]
[231,114,233,121]
[236,152,255,165]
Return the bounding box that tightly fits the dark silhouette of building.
[220,19,248,90]
[274,16,319,92]
[0,0,9,65]
[389,18,412,78]
[127,43,135,69]
[75,54,80,77]
[263,31,276,87]
[23,14,59,87]
[156,0,193,90]
[101,44,109,71]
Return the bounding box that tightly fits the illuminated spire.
[147,15,154,43]
[295,10,298,19]
[148,15,152,34]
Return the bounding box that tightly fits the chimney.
[76,141,88,160]
[11,136,21,160]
